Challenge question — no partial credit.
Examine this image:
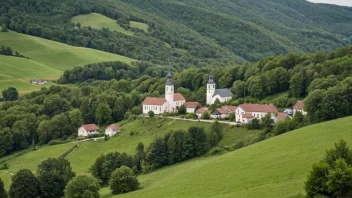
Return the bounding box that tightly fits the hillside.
[0,31,135,93]
[94,116,352,198]
[1,0,352,67]
[0,118,260,189]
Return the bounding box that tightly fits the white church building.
[206,72,233,105]
[142,73,186,115]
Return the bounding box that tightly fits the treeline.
[90,124,222,184]
[0,45,27,58]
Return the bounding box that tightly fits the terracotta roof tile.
[81,124,99,131]
[294,101,304,110]
[174,93,186,101]
[277,112,288,121]
[184,102,200,109]
[239,104,278,113]
[196,107,208,113]
[107,124,120,131]
[222,106,237,112]
[143,97,167,106]
[242,113,254,118]
[214,108,228,114]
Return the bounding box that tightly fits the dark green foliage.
[201,112,210,120]
[95,102,112,125]
[1,87,18,101]
[1,25,8,32]
[90,152,133,184]
[109,166,139,194]
[305,140,352,198]
[0,46,12,56]
[209,121,223,146]
[145,137,168,170]
[178,105,186,115]
[133,142,145,172]
[273,119,299,136]
[9,169,41,198]
[0,128,13,157]
[187,127,209,156]
[0,177,7,198]
[148,111,154,118]
[167,130,193,164]
[37,158,76,198]
[248,118,261,130]
[64,173,100,198]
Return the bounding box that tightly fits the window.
[213,85,215,88]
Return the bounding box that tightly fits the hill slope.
[0,31,135,93]
[97,116,352,198]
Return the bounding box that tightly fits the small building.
[293,101,307,116]
[196,107,208,118]
[242,113,254,124]
[105,124,120,137]
[284,109,293,116]
[274,112,290,122]
[31,79,47,85]
[221,106,237,114]
[78,124,99,137]
[235,104,278,123]
[184,102,201,113]
[211,108,228,119]
[206,72,233,105]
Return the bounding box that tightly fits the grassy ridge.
[96,116,352,198]
[71,13,134,35]
[0,118,258,190]
[0,31,135,94]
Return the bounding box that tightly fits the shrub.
[247,118,261,129]
[109,166,139,194]
[233,140,245,150]
[148,111,154,118]
[185,113,197,119]
[64,173,100,198]
[87,133,104,139]
[201,112,210,119]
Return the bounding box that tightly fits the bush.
[201,112,210,119]
[109,166,139,194]
[87,133,104,139]
[129,131,135,136]
[148,111,154,118]
[0,163,8,170]
[233,140,245,150]
[247,118,261,129]
[64,173,100,198]
[185,113,197,119]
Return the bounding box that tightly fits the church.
[206,72,233,105]
[142,73,186,115]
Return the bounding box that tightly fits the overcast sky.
[307,0,352,6]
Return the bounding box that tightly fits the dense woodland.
[1,0,352,68]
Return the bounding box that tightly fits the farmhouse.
[211,106,237,119]
[196,107,209,118]
[142,73,186,115]
[293,101,307,116]
[78,124,99,137]
[206,72,233,105]
[184,102,201,113]
[31,79,47,85]
[235,104,278,124]
[105,124,120,136]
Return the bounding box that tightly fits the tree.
[37,158,76,198]
[43,95,70,117]
[0,127,13,157]
[64,173,100,198]
[0,177,7,198]
[1,25,8,32]
[187,127,208,156]
[145,137,168,169]
[293,111,304,123]
[109,166,139,194]
[96,102,112,125]
[1,87,18,101]
[9,169,41,198]
[178,105,186,115]
[201,111,210,119]
[290,73,305,98]
[148,111,154,118]
[209,121,223,146]
[133,142,145,172]
[261,113,272,129]
[248,118,261,129]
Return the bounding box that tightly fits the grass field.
[0,117,258,190]
[72,13,133,35]
[95,116,352,198]
[0,31,135,94]
[130,21,149,32]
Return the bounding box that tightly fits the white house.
[184,102,201,113]
[142,73,186,115]
[196,107,208,118]
[105,124,120,137]
[235,104,279,124]
[206,72,233,105]
[31,79,47,85]
[78,124,99,137]
[211,106,237,119]
[293,101,307,116]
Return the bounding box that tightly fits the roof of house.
[213,108,228,115]
[174,93,186,101]
[276,112,288,121]
[142,97,167,106]
[184,102,200,109]
[222,106,237,112]
[213,89,233,98]
[196,107,208,113]
[294,101,304,110]
[239,104,278,113]
[107,124,120,131]
[242,113,254,119]
[81,124,99,131]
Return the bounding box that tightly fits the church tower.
[165,72,174,111]
[206,72,216,105]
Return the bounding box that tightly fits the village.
[77,72,307,138]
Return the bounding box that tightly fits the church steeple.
[208,71,215,84]
[206,71,216,105]
[166,72,173,85]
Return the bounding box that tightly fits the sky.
[307,0,352,6]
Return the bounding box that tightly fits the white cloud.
[306,0,352,6]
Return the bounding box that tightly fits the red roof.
[184,102,200,109]
[81,124,99,131]
[215,108,228,114]
[142,97,167,106]
[222,106,237,112]
[242,113,254,118]
[196,107,208,113]
[174,93,186,101]
[107,124,120,131]
[239,104,278,113]
[294,101,304,110]
[277,112,288,121]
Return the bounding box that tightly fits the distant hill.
[0,31,135,93]
[102,116,352,198]
[1,0,352,67]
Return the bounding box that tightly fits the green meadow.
[0,118,258,190]
[95,116,352,198]
[0,31,135,94]
[130,21,149,32]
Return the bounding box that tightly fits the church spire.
[208,71,215,84]
[166,72,173,85]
